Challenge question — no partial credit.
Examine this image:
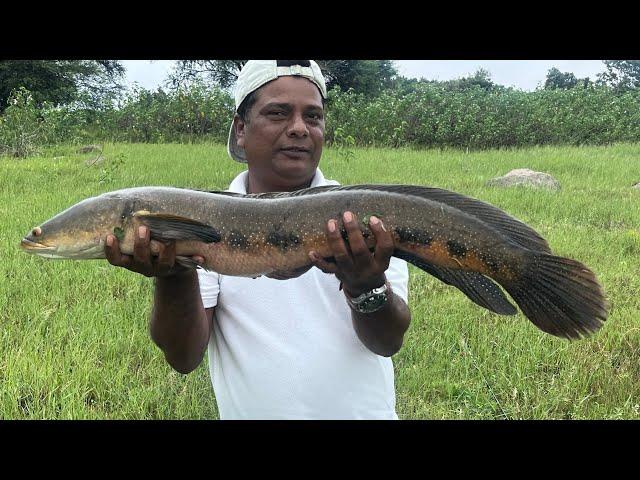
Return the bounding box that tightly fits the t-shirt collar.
[227,168,328,194]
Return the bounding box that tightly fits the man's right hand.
[105,225,204,278]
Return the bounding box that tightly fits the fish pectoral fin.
[175,255,211,271]
[134,212,221,243]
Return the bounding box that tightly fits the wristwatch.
[345,281,391,314]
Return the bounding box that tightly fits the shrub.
[98,82,235,143]
[324,84,640,150]
[0,88,55,157]
[3,82,640,152]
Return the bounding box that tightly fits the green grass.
[1,142,639,419]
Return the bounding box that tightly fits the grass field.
[1,142,639,419]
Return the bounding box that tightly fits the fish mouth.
[21,237,55,252]
[21,237,104,259]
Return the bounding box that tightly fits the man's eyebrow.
[261,102,292,110]
[261,102,324,111]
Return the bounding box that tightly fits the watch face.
[359,293,387,313]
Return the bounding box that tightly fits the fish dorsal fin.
[236,184,551,253]
[191,189,245,197]
[383,184,551,253]
[189,184,550,252]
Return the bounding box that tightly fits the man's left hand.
[309,211,394,297]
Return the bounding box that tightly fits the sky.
[121,60,608,92]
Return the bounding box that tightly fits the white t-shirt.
[197,168,409,419]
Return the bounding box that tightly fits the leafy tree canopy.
[544,67,591,90]
[167,60,246,90]
[597,60,640,92]
[545,67,578,90]
[438,69,500,92]
[168,60,399,97]
[0,60,124,112]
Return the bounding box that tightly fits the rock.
[85,154,105,166]
[487,168,561,190]
[633,182,640,189]
[77,145,102,154]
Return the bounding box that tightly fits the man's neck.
[246,172,314,194]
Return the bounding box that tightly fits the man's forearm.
[150,270,210,374]
[350,290,411,357]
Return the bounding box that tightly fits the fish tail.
[502,252,608,339]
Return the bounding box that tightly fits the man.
[104,60,411,419]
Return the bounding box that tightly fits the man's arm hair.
[104,228,213,375]
[149,270,213,374]
[350,288,411,357]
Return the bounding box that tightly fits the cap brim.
[227,120,247,163]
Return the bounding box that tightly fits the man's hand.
[105,225,205,278]
[308,211,409,357]
[308,211,394,296]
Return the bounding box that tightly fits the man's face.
[234,76,325,190]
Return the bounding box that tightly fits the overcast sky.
[121,60,608,92]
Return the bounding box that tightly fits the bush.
[0,88,55,157]
[98,82,235,143]
[324,83,640,150]
[3,82,640,153]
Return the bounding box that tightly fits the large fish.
[20,185,608,339]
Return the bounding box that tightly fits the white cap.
[227,60,327,163]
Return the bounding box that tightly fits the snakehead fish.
[20,185,608,340]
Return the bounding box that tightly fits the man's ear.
[234,114,246,148]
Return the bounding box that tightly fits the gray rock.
[487,168,561,190]
[77,145,102,154]
[85,154,105,166]
[633,182,640,189]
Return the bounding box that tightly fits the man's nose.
[287,113,309,137]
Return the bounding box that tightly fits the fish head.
[21,193,136,259]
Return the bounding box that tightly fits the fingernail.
[106,235,113,247]
[373,217,387,231]
[138,226,147,239]
[328,220,336,232]
[343,211,353,223]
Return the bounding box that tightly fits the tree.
[168,60,399,97]
[167,60,247,90]
[390,76,424,95]
[0,60,125,112]
[441,68,498,92]
[545,67,578,90]
[317,60,398,96]
[597,60,640,92]
[544,68,591,90]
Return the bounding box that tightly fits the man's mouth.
[280,146,311,153]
